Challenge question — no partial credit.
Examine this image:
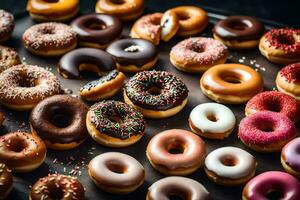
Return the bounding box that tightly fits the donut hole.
[48,107,72,128]
[276,35,295,45]
[39,27,55,35]
[168,189,188,200]
[8,138,27,152]
[206,113,218,122]
[78,64,106,78]
[17,73,38,88]
[257,122,275,132]
[108,114,123,123]
[167,141,185,154]
[147,86,162,96]
[110,0,125,5]
[265,190,284,200]
[177,12,190,21]
[220,155,237,166]
[107,162,125,174]
[85,20,107,30]
[190,44,205,53]
[264,100,282,112]
[49,188,64,199]
[221,72,243,84]
[228,21,249,30]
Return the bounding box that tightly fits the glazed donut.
[71,13,122,49]
[281,137,300,178]
[170,37,228,73]
[95,0,144,21]
[124,71,188,118]
[160,10,179,42]
[239,111,296,152]
[146,129,206,175]
[106,38,158,72]
[0,64,61,111]
[204,147,256,186]
[22,22,77,57]
[276,62,300,100]
[0,132,46,172]
[213,16,265,50]
[259,28,300,64]
[27,0,79,22]
[0,45,21,73]
[200,64,263,104]
[242,171,300,200]
[30,174,85,200]
[189,103,236,140]
[147,176,210,200]
[30,95,88,150]
[0,112,4,126]
[79,69,126,101]
[0,163,12,200]
[245,91,300,122]
[58,48,116,79]
[0,10,14,43]
[168,6,208,37]
[88,152,145,194]
[86,100,146,148]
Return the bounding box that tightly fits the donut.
[58,48,116,79]
[242,171,300,200]
[22,22,77,57]
[189,103,236,140]
[146,129,206,175]
[30,95,88,150]
[27,0,79,22]
[259,28,300,64]
[124,71,188,118]
[79,69,126,101]
[88,152,145,194]
[0,132,47,172]
[147,176,210,200]
[213,16,265,50]
[200,64,263,104]
[204,147,256,186]
[168,6,208,37]
[106,38,158,72]
[238,111,296,152]
[281,137,300,178]
[276,62,300,100]
[95,0,144,21]
[160,10,179,42]
[0,64,61,111]
[30,174,85,200]
[170,37,228,73]
[86,100,146,147]
[0,163,13,200]
[0,112,4,126]
[0,45,21,73]
[0,10,14,43]
[71,13,122,49]
[245,91,300,122]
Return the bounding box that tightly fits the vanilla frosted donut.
[204,146,256,186]
[189,103,236,140]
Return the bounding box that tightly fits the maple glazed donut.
[259,28,300,64]
[0,64,61,111]
[22,22,77,57]
[200,63,263,104]
[281,137,300,178]
[0,132,47,172]
[27,0,79,22]
[0,10,14,43]
[146,129,206,176]
[0,163,13,200]
[30,95,88,150]
[0,45,21,73]
[124,71,188,118]
[170,37,228,73]
[88,152,145,194]
[86,100,146,148]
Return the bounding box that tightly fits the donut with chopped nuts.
[0,163,13,200]
[0,10,14,43]
[22,22,77,57]
[0,45,21,73]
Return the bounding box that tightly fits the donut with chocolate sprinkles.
[0,10,14,43]
[0,163,13,199]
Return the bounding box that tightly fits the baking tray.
[1,6,298,200]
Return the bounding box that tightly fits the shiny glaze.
[282,137,300,171]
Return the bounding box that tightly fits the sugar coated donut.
[281,137,300,178]
[0,64,61,111]
[245,91,300,122]
[243,171,300,200]
[189,103,236,140]
[200,63,263,104]
[22,22,77,57]
[88,152,145,194]
[86,100,146,148]
[146,129,206,175]
[0,132,46,172]
[0,163,12,200]
[276,62,300,100]
[170,37,228,73]
[147,176,210,200]
[259,28,300,64]
[0,45,20,73]
[239,111,296,152]
[160,10,179,42]
[0,10,14,43]
[124,71,188,118]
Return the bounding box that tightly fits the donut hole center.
[147,86,162,96]
[110,0,125,5]
[206,113,218,122]
[257,122,275,132]
[264,101,282,112]
[277,35,295,45]
[8,138,27,152]
[191,44,205,53]
[265,190,284,200]
[86,20,107,30]
[48,106,72,128]
[167,141,185,154]
[177,12,190,21]
[17,73,38,88]
[220,155,237,166]
[107,162,125,174]
[40,27,55,35]
[228,21,249,30]
[221,72,243,84]
[168,189,187,200]
[108,114,123,123]
[49,188,64,199]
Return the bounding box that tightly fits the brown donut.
[0,10,14,43]
[0,112,4,127]
[0,45,21,73]
[0,163,13,200]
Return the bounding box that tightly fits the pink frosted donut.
[238,111,296,152]
[245,91,300,122]
[281,137,300,178]
[242,171,300,200]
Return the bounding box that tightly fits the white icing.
[161,15,174,38]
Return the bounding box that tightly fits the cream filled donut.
[189,103,236,140]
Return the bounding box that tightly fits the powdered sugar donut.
[189,103,236,139]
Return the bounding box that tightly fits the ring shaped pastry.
[160,10,179,42]
[281,138,300,178]
[0,10,14,43]
[0,163,13,200]
[0,45,21,73]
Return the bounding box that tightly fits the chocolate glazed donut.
[58,48,116,79]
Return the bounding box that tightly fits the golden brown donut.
[0,163,13,200]
[0,45,21,73]
[160,10,179,42]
